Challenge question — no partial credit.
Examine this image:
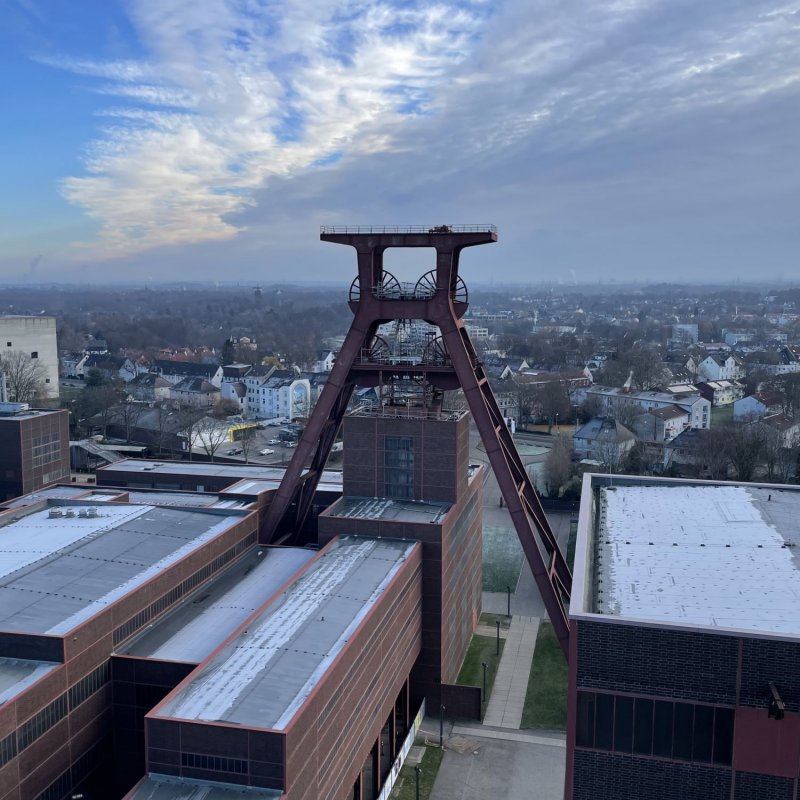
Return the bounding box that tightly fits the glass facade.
[384,436,414,499]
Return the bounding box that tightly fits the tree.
[0,350,47,403]
[726,423,764,482]
[630,347,666,391]
[535,380,571,432]
[119,400,148,443]
[196,416,230,462]
[543,434,575,498]
[515,382,537,428]
[175,405,205,460]
[238,425,257,463]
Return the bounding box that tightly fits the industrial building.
[0,317,59,402]
[0,404,69,501]
[567,474,800,800]
[0,227,567,800]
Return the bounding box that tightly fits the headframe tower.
[262,225,572,655]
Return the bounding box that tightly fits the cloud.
[45,0,800,270]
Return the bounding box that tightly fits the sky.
[1,0,799,286]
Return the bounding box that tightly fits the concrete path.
[482,616,540,728]
[430,725,566,800]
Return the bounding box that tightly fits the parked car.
[259,448,275,456]
[285,441,298,448]
[267,439,280,445]
[227,447,243,455]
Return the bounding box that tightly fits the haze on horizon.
[1,0,798,286]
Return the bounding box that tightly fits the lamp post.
[481,661,488,703]
[439,704,446,747]
[495,619,500,656]
[415,766,421,800]
[506,584,511,618]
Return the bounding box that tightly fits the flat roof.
[330,496,450,523]
[0,657,60,705]
[124,491,220,508]
[587,482,800,636]
[0,503,249,635]
[121,547,317,662]
[154,536,416,730]
[128,775,281,799]
[100,459,343,490]
[2,486,90,509]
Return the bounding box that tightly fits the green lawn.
[711,404,734,427]
[479,612,511,630]
[393,742,444,800]
[457,634,505,718]
[520,622,568,730]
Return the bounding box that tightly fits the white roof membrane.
[596,485,800,635]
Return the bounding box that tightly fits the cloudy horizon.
[1,0,799,285]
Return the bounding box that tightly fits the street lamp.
[481,661,488,703]
[415,766,421,800]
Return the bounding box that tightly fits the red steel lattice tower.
[262,225,572,655]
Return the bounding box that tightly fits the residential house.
[696,380,745,407]
[697,353,743,381]
[733,391,784,422]
[758,413,800,448]
[61,352,88,379]
[169,377,221,408]
[633,405,690,443]
[82,354,139,383]
[587,386,711,429]
[127,372,172,402]
[152,360,223,387]
[573,417,636,467]
[314,350,336,372]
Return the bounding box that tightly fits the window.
[576,692,734,766]
[31,351,38,359]
[5,342,10,347]
[384,436,414,499]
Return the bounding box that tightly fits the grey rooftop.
[0,657,60,705]
[128,775,281,799]
[121,547,316,663]
[576,480,800,637]
[154,536,417,730]
[330,496,451,524]
[0,503,250,635]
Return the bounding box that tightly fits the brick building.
[567,475,800,800]
[0,405,69,501]
[0,405,482,800]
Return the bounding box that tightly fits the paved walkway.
[482,615,540,728]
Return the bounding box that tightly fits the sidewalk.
[482,616,540,728]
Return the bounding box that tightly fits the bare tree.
[543,434,575,497]
[701,428,732,480]
[606,397,645,431]
[726,423,764,482]
[0,350,48,403]
[630,347,666,391]
[119,400,148,443]
[175,405,205,460]
[238,425,258,463]
[196,416,231,462]
[535,380,571,432]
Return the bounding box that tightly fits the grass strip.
[392,741,445,800]
[520,621,568,730]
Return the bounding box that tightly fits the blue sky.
[1,0,799,284]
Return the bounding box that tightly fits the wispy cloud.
[50,0,488,258]
[45,0,800,263]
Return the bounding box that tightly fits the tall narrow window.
[384,436,414,499]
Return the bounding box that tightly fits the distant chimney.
[622,370,634,394]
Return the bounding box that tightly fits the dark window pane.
[614,696,634,753]
[653,701,674,757]
[692,705,713,762]
[576,692,595,748]
[595,693,614,751]
[633,699,654,756]
[713,708,734,765]
[673,703,694,760]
